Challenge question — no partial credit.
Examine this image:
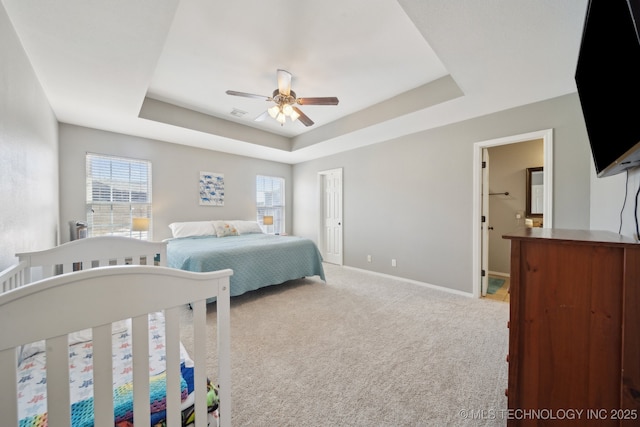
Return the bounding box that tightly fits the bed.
[166,220,325,299]
[0,236,232,427]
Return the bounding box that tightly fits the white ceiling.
[2,0,589,164]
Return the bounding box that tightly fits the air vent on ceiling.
[230,108,248,118]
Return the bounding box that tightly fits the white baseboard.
[341,265,474,298]
[488,270,510,278]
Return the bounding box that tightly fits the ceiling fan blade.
[293,106,314,127]
[254,111,269,122]
[277,69,292,96]
[225,90,270,101]
[297,97,339,106]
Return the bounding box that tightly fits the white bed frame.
[0,237,232,427]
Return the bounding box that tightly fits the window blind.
[256,175,285,234]
[86,153,152,239]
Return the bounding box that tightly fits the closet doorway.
[472,129,554,299]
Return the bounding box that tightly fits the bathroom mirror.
[526,167,544,217]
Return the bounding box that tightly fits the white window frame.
[86,153,152,240]
[256,175,285,234]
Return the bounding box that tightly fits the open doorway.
[472,129,554,299]
[484,141,544,302]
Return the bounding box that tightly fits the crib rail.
[1,237,167,295]
[14,236,167,282]
[0,261,28,293]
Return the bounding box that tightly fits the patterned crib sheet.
[16,312,215,427]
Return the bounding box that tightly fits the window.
[256,175,285,234]
[86,153,152,240]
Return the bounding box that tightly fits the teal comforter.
[167,234,325,299]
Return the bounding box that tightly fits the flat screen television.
[575,0,640,178]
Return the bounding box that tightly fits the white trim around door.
[472,129,554,298]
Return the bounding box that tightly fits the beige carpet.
[180,263,509,426]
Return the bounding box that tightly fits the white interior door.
[481,149,489,296]
[319,168,343,265]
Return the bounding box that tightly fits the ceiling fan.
[226,69,339,127]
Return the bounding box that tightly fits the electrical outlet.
[367,254,372,262]
[391,259,397,267]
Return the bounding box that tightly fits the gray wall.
[0,5,59,270]
[59,124,292,242]
[590,160,640,239]
[487,139,544,275]
[293,93,592,293]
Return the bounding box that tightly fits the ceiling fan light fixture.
[268,105,280,119]
[226,69,338,127]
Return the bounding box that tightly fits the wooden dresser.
[503,228,640,426]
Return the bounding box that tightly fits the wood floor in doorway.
[485,275,510,303]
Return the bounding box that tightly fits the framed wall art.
[199,171,224,206]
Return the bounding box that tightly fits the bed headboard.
[16,236,167,283]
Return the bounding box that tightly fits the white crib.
[0,237,232,427]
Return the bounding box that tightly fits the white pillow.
[168,221,216,238]
[233,220,264,235]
